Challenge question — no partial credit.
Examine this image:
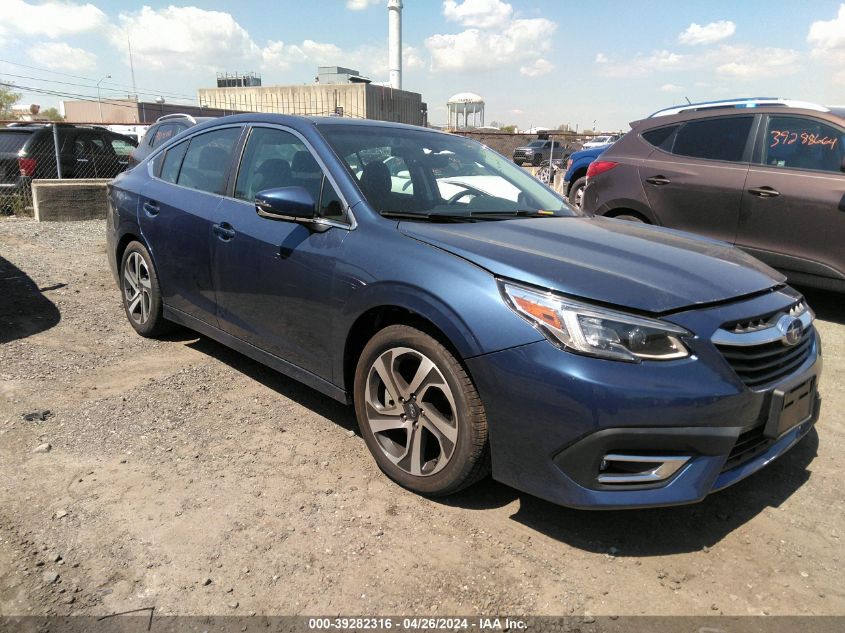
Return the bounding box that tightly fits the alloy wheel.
[123,252,152,325]
[364,347,459,477]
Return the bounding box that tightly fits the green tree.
[0,84,22,120]
[499,124,518,133]
[39,107,64,121]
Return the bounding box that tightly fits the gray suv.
[582,105,845,292]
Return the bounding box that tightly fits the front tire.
[120,241,171,337]
[354,325,490,496]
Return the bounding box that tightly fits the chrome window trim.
[712,308,814,347]
[233,123,357,231]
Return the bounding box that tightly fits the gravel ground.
[0,216,843,619]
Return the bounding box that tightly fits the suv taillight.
[566,159,573,170]
[586,160,618,179]
[18,157,36,177]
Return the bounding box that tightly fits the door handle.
[212,222,236,241]
[142,200,160,216]
[748,186,780,198]
[645,176,670,185]
[76,158,90,163]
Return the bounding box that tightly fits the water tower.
[447,93,485,129]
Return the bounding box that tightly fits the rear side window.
[177,127,241,194]
[150,124,178,148]
[762,115,845,173]
[642,125,678,152]
[0,131,32,153]
[672,116,753,162]
[159,140,189,183]
[110,137,135,156]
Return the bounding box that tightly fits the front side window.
[672,116,753,162]
[762,115,845,173]
[110,137,135,156]
[177,127,241,195]
[235,126,345,221]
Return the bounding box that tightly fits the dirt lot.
[1,216,843,619]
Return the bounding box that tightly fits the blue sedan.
[106,114,821,508]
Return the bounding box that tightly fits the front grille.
[716,326,814,389]
[722,300,807,334]
[722,423,773,472]
[514,150,527,159]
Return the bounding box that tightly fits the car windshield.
[319,124,574,219]
[591,136,610,143]
[528,141,546,147]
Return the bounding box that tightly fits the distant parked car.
[581,134,621,150]
[128,114,213,168]
[582,102,845,292]
[512,139,568,166]
[560,144,613,208]
[0,123,137,197]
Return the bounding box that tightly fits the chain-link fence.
[1,122,136,215]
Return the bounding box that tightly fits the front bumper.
[466,289,822,509]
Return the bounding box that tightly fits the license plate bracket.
[764,376,816,439]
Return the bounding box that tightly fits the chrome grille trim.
[711,305,814,347]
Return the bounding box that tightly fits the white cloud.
[29,41,97,71]
[660,83,683,93]
[0,0,106,39]
[346,0,381,9]
[426,17,556,72]
[594,49,687,77]
[595,44,800,79]
[443,0,513,29]
[520,58,553,77]
[112,6,260,72]
[715,45,801,78]
[808,4,845,62]
[678,20,736,45]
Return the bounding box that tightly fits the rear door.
[138,125,243,326]
[639,115,755,243]
[737,113,845,283]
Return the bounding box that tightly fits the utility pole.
[96,74,111,122]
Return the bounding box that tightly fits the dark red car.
[582,104,845,292]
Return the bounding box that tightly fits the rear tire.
[120,241,172,338]
[568,176,587,209]
[354,325,490,497]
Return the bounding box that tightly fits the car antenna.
[685,97,692,104]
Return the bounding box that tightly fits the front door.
[213,125,352,379]
[138,126,243,326]
[640,115,755,243]
[737,114,845,283]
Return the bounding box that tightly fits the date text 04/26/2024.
[307,617,528,630]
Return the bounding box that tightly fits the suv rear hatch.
[0,130,34,185]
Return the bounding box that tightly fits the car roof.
[649,98,829,118]
[631,106,845,130]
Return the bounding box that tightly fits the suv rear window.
[672,116,753,162]
[0,130,33,153]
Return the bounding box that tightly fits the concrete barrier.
[32,179,111,222]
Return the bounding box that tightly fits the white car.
[581,134,621,149]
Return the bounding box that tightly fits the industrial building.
[60,98,241,124]
[197,73,426,126]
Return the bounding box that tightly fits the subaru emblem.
[776,315,803,347]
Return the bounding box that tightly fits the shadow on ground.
[0,255,61,344]
[185,334,357,431]
[445,429,818,556]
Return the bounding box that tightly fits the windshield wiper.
[380,211,477,222]
[381,210,564,222]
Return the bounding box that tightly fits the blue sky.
[1,0,845,130]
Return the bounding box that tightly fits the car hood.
[399,216,785,313]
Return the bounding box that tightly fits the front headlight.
[501,282,691,362]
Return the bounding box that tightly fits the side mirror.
[255,187,323,227]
